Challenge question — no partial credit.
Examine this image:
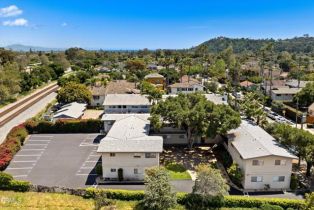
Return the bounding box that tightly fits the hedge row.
[0,172,31,192]
[0,125,28,170]
[25,119,103,134]
[84,188,306,209]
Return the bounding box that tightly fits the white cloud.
[61,22,67,27]
[0,5,23,17]
[3,18,28,26]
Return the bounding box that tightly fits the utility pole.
[295,57,301,128]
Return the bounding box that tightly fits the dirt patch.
[160,145,216,170]
[82,109,103,119]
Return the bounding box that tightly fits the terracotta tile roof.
[105,80,139,94]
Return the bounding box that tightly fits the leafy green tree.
[304,192,314,210]
[140,81,162,104]
[241,92,266,125]
[205,81,218,93]
[57,82,92,104]
[193,164,229,196]
[294,82,314,107]
[209,59,226,79]
[150,93,241,148]
[0,62,21,102]
[142,167,176,210]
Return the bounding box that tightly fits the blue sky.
[0,0,314,49]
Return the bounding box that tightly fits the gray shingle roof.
[97,115,163,153]
[103,94,151,106]
[228,120,297,159]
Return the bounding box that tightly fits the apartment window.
[195,88,198,91]
[110,153,115,157]
[134,168,139,174]
[132,106,139,108]
[110,168,116,172]
[109,106,116,108]
[273,176,285,182]
[133,153,141,158]
[93,96,100,100]
[252,160,264,166]
[177,88,181,91]
[118,105,122,108]
[275,160,286,166]
[251,176,263,182]
[145,153,156,158]
[182,88,187,91]
[141,106,147,108]
[188,88,193,91]
[122,105,127,108]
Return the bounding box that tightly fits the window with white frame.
[273,176,285,182]
[252,160,264,166]
[275,160,286,166]
[110,153,115,157]
[251,176,263,182]
[110,168,116,172]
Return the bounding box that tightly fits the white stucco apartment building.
[226,120,297,191]
[103,94,151,113]
[97,114,163,181]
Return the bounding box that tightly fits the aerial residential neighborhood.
[0,1,314,210]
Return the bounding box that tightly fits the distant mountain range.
[4,44,65,52]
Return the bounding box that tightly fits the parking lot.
[5,134,103,188]
[4,133,194,192]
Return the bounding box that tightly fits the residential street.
[0,92,57,144]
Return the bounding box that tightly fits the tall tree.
[150,93,241,148]
[142,167,176,210]
[56,82,92,104]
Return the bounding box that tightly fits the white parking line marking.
[28,140,51,142]
[80,167,94,169]
[6,167,33,170]
[12,160,37,163]
[15,154,42,157]
[31,135,53,138]
[22,149,45,151]
[25,143,48,145]
[85,160,98,163]
[13,175,28,178]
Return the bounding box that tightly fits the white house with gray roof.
[97,114,163,181]
[53,102,87,120]
[103,94,151,113]
[225,120,297,191]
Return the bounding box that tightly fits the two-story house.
[103,94,151,113]
[226,120,297,191]
[97,115,163,181]
[144,73,166,90]
[168,75,204,94]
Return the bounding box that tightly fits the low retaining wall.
[29,185,88,197]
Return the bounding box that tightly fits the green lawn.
[165,163,192,180]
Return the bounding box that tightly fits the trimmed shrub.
[0,172,30,192]
[183,193,224,209]
[84,189,305,209]
[224,196,305,209]
[84,188,144,201]
[9,180,31,192]
[260,204,284,210]
[227,163,243,187]
[0,124,29,171]
[26,119,103,134]
[0,172,13,190]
